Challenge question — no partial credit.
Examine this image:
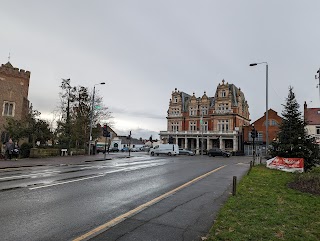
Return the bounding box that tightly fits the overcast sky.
[1,1,320,139]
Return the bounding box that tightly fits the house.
[95,125,118,150]
[160,80,250,154]
[243,109,283,156]
[115,136,144,150]
[304,101,320,144]
[0,61,31,143]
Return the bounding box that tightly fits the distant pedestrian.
[5,138,14,160]
[13,141,20,160]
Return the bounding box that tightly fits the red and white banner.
[266,156,304,173]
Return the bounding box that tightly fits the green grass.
[207,165,320,241]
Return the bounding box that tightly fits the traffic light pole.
[128,131,131,158]
[251,126,257,164]
[253,136,255,165]
[104,136,107,160]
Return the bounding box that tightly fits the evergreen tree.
[270,86,319,171]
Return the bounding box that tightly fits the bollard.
[248,161,253,175]
[232,176,237,196]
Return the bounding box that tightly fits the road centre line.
[72,165,227,241]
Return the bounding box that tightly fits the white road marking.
[0,171,61,181]
[28,163,166,190]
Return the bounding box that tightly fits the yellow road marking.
[73,165,227,241]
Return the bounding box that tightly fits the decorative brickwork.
[160,80,250,154]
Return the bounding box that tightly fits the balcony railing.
[212,109,233,114]
[160,130,236,135]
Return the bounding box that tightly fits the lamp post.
[88,82,105,155]
[315,68,320,102]
[200,112,203,156]
[249,62,269,156]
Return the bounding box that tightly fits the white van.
[149,144,179,156]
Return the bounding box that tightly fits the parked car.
[130,147,138,152]
[96,144,106,154]
[207,148,231,157]
[121,147,129,152]
[109,147,119,152]
[178,148,194,156]
[140,146,151,152]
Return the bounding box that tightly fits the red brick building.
[243,109,282,155]
[160,80,250,154]
[0,61,30,142]
[304,101,320,144]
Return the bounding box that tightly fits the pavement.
[0,153,129,169]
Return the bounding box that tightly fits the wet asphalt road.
[0,153,251,241]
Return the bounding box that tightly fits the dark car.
[207,148,231,157]
[178,148,194,156]
[109,147,119,152]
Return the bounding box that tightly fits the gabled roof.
[118,136,144,145]
[252,109,282,124]
[304,108,320,125]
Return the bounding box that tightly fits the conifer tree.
[270,86,319,171]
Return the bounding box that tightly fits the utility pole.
[88,82,105,155]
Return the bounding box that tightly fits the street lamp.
[315,68,320,102]
[249,62,269,155]
[88,82,105,155]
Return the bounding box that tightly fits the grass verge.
[207,165,320,241]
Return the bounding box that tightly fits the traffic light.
[103,124,110,137]
[251,129,258,139]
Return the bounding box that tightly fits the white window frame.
[171,122,179,132]
[189,121,197,132]
[201,106,208,115]
[189,107,197,116]
[218,120,229,132]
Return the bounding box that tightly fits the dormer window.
[201,106,208,115]
[174,97,178,103]
[221,90,226,97]
[189,107,196,116]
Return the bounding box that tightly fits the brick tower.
[0,61,31,142]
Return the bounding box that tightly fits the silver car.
[178,149,195,156]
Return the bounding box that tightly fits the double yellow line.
[73,165,226,241]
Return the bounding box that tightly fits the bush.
[20,142,33,158]
[288,167,320,195]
